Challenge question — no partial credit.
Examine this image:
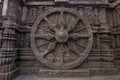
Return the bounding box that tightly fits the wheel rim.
[31,8,93,70]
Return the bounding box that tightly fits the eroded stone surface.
[0,0,120,80]
[14,74,120,80]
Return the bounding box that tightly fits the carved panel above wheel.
[31,8,93,70]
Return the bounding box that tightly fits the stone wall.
[0,0,120,80]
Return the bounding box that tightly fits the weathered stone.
[0,0,120,80]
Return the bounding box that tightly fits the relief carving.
[31,8,93,70]
[1,0,120,79]
[19,33,30,48]
[27,8,38,23]
[115,8,120,27]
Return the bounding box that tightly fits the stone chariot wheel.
[31,8,93,70]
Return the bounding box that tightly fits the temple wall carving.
[0,0,120,80]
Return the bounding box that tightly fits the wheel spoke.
[50,51,57,63]
[67,17,80,32]
[70,40,86,49]
[70,33,89,40]
[65,44,70,59]
[59,44,65,64]
[39,26,54,34]
[37,41,50,48]
[41,41,56,57]
[44,17,57,31]
[35,33,55,40]
[41,50,49,58]
[65,14,71,25]
[73,27,86,33]
[68,42,80,56]
[59,11,65,29]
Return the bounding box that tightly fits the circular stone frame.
[31,8,93,70]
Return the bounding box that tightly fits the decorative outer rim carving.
[31,8,93,70]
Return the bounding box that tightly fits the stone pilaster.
[99,7,109,32]
[113,1,120,69]
[0,0,20,80]
[115,5,120,30]
[0,18,18,80]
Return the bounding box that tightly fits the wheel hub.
[55,29,69,43]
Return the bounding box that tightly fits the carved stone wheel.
[31,8,93,70]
